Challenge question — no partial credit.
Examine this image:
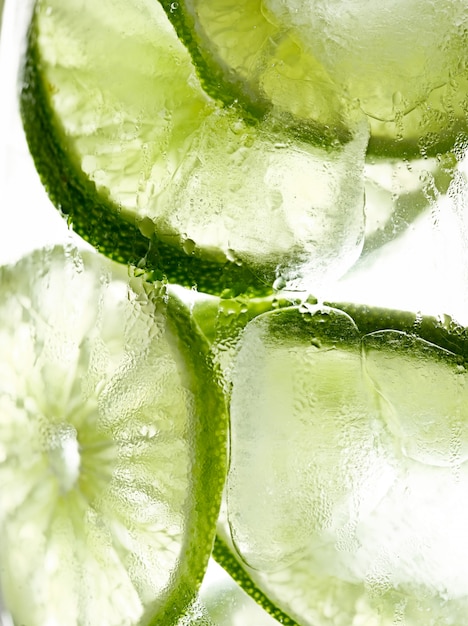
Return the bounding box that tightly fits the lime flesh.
[164,0,468,158]
[0,246,227,626]
[21,0,371,297]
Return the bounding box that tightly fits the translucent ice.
[227,307,396,572]
[227,309,468,623]
[264,0,468,121]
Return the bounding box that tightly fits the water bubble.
[226,248,242,265]
[273,275,287,291]
[298,301,317,316]
[182,238,196,255]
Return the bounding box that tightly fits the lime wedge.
[21,0,369,297]
[0,246,227,626]
[224,303,468,625]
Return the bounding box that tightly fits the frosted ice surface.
[228,310,468,604]
[162,111,369,292]
[227,307,397,572]
[363,330,468,468]
[264,0,468,120]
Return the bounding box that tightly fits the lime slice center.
[46,423,81,494]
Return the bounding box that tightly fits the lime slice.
[21,0,369,297]
[0,246,227,626]
[167,0,468,158]
[160,0,353,143]
[224,303,468,625]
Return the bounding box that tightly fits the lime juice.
[2,0,468,624]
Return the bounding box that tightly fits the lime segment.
[0,246,227,626]
[162,0,352,141]
[168,0,468,157]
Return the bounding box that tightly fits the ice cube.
[264,0,468,121]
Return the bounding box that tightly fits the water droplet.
[226,248,242,265]
[138,216,155,238]
[183,238,196,255]
[298,301,317,316]
[273,276,287,291]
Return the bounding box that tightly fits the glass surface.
[2,0,468,625]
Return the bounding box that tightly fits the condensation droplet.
[183,238,196,255]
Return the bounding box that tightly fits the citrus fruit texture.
[0,245,227,626]
[225,303,468,625]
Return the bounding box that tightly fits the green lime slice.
[0,246,227,626]
[165,0,468,158]
[159,0,353,143]
[21,0,369,297]
[223,303,468,625]
[161,0,463,267]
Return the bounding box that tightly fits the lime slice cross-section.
[264,0,468,158]
[0,246,227,626]
[21,0,369,297]
[224,303,468,625]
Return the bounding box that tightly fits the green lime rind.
[160,1,468,160]
[190,294,295,347]
[366,75,468,160]
[212,536,299,626]
[0,246,228,626]
[147,289,229,626]
[327,300,468,359]
[23,0,366,298]
[20,39,147,269]
[193,293,468,373]
[20,28,271,299]
[256,300,468,361]
[191,293,468,418]
[156,0,267,124]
